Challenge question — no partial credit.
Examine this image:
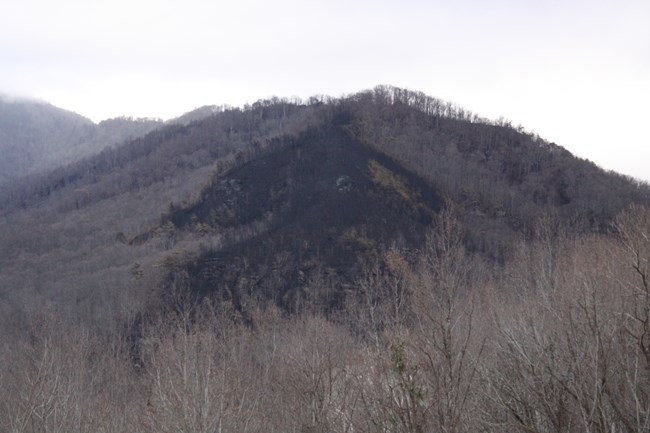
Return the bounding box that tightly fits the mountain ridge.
[0,86,648,322]
[0,98,229,186]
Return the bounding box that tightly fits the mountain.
[0,96,93,183]
[0,96,247,187]
[0,95,163,184]
[3,87,650,433]
[0,86,648,327]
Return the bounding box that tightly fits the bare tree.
[140,300,260,433]
[409,205,484,433]
[354,205,485,433]
[608,205,650,432]
[267,314,360,433]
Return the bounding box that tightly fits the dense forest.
[0,86,649,432]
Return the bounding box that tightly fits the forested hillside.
[0,96,166,185]
[1,86,649,432]
[0,96,94,182]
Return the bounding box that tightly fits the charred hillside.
[144,90,650,312]
[163,123,442,310]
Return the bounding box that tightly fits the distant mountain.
[0,96,162,184]
[0,96,93,182]
[0,86,648,326]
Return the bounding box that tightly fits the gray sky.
[2,0,649,181]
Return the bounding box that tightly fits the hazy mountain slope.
[0,97,94,182]
[0,87,648,327]
[0,96,162,184]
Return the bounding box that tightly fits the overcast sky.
[2,0,649,181]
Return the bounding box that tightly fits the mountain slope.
[340,89,650,257]
[164,124,442,310]
[0,97,94,182]
[0,86,648,327]
[0,96,162,184]
[2,89,649,433]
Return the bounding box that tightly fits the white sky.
[1,0,649,182]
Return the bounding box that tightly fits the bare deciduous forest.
[1,205,648,432]
[1,86,649,432]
